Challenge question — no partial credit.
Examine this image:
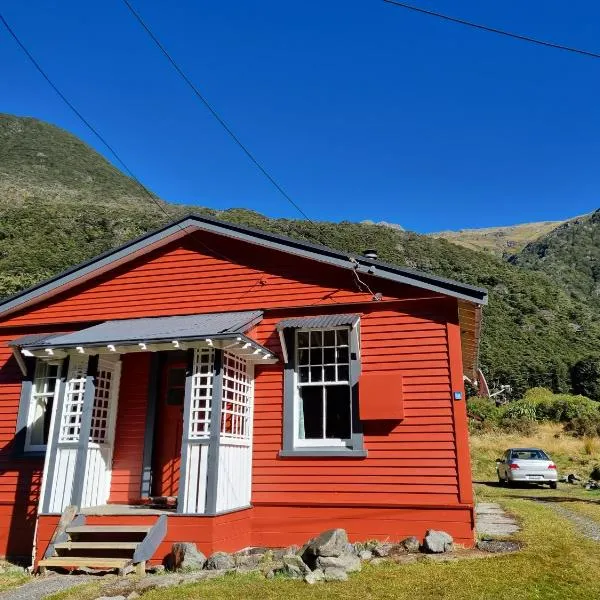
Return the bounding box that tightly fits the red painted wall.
[0,229,474,560]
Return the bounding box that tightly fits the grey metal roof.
[17,310,263,349]
[276,314,360,330]
[0,213,488,320]
[8,332,69,348]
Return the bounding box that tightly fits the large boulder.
[205,551,235,570]
[301,529,349,568]
[280,554,311,578]
[170,542,207,570]
[423,530,454,553]
[316,554,361,573]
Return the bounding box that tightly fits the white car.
[496,448,558,489]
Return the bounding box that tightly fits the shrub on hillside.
[502,399,538,421]
[564,414,600,438]
[571,357,600,401]
[467,397,502,422]
[536,394,599,422]
[498,417,538,436]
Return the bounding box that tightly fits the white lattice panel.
[221,352,251,441]
[189,348,214,439]
[59,355,89,443]
[90,365,113,443]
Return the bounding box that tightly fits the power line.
[0,11,176,221]
[120,0,313,223]
[383,0,600,60]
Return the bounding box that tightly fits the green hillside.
[511,210,600,305]
[1,113,599,396]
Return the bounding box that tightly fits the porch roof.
[10,310,275,362]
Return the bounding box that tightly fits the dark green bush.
[499,417,538,436]
[467,397,502,423]
[564,414,600,438]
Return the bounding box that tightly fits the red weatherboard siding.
[109,353,150,504]
[0,229,475,560]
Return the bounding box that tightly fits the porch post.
[70,354,99,508]
[41,356,70,514]
[204,349,224,515]
[177,349,196,513]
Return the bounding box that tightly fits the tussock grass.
[470,423,600,481]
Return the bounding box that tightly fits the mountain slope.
[511,210,600,304]
[1,113,599,397]
[430,220,565,257]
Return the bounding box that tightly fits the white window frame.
[293,326,353,449]
[25,360,63,453]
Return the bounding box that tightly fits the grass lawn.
[48,425,600,599]
[0,571,30,593]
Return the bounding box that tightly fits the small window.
[26,361,62,452]
[295,328,352,447]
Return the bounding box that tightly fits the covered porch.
[14,311,277,519]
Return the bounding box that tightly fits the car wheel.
[549,481,557,489]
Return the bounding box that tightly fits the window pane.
[336,329,349,346]
[324,365,336,381]
[310,366,323,383]
[324,330,336,346]
[297,331,309,348]
[337,365,349,382]
[336,347,349,364]
[29,400,46,446]
[310,330,322,347]
[325,385,351,439]
[299,367,310,383]
[310,349,322,365]
[298,349,309,365]
[323,348,335,364]
[299,386,323,439]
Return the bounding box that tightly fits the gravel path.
[0,574,93,600]
[541,503,600,542]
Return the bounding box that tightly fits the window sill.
[279,447,367,458]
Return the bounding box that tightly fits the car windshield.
[510,449,549,460]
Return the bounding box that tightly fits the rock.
[95,596,127,600]
[304,568,325,584]
[304,529,349,558]
[372,542,393,557]
[477,540,521,553]
[171,542,207,570]
[206,551,235,570]
[179,570,226,583]
[280,554,311,578]
[262,560,284,579]
[323,567,349,582]
[136,575,182,592]
[402,536,421,553]
[317,553,361,573]
[127,593,140,600]
[235,553,264,569]
[147,564,166,574]
[423,530,454,553]
[249,546,270,555]
[285,544,300,555]
[358,549,373,560]
[369,557,386,566]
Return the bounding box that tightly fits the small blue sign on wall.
[453,391,463,401]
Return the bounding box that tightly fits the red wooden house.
[0,214,487,570]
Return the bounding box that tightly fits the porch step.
[39,556,132,569]
[40,509,168,575]
[54,541,139,551]
[66,525,152,534]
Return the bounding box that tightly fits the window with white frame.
[189,347,215,439]
[25,361,61,452]
[295,328,352,447]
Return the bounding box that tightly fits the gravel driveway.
[0,574,92,600]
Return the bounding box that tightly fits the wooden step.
[39,556,132,569]
[66,525,152,534]
[54,541,139,550]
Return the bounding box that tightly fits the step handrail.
[133,514,167,564]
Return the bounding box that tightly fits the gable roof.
[0,213,488,320]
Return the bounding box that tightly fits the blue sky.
[2,1,599,232]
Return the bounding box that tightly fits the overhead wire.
[382,0,600,60]
[120,0,313,223]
